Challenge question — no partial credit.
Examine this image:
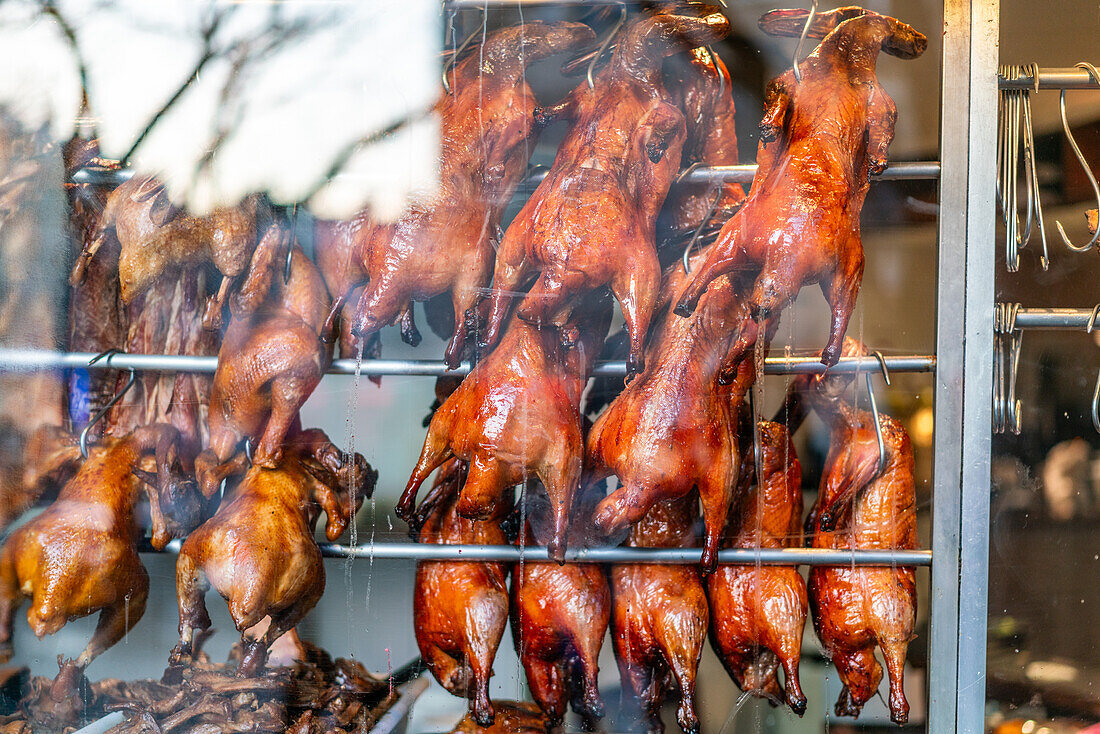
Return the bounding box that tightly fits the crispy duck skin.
[609,495,708,734]
[0,425,81,533]
[0,425,199,672]
[674,8,927,368]
[319,21,596,368]
[586,247,763,574]
[792,342,917,725]
[194,238,333,498]
[173,429,375,677]
[510,521,609,727]
[399,292,610,562]
[70,175,275,330]
[707,421,807,715]
[414,459,511,726]
[658,46,745,249]
[450,700,547,734]
[481,8,730,375]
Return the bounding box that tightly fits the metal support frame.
[930,1,997,732]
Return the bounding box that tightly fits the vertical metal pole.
[930,1,998,732]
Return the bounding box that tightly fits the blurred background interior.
[0,0,1097,732]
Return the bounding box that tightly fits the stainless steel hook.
[442,11,483,95]
[682,187,722,274]
[998,64,1048,272]
[1054,62,1100,253]
[79,349,137,459]
[587,3,626,90]
[244,436,253,466]
[791,0,819,84]
[864,372,887,478]
[283,204,297,285]
[748,378,763,488]
[1092,369,1100,434]
[992,302,1023,434]
[1087,304,1100,334]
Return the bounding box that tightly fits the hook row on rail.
[998,62,1100,271]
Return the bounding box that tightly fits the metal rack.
[0,3,999,732]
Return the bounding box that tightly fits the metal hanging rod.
[999,67,1100,90]
[146,538,930,566]
[1010,306,1100,331]
[0,349,936,377]
[69,162,940,190]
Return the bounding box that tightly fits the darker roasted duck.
[675,8,927,368]
[790,344,917,724]
[194,236,333,498]
[0,425,200,672]
[414,459,511,726]
[400,292,610,562]
[318,21,596,368]
[511,520,609,727]
[587,248,764,573]
[708,421,807,715]
[482,7,730,375]
[609,495,707,734]
[173,429,374,677]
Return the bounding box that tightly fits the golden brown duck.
[0,425,200,672]
[173,429,374,677]
[400,292,610,562]
[450,701,547,734]
[586,247,764,574]
[789,343,917,724]
[0,425,81,533]
[318,21,596,368]
[481,8,730,376]
[609,495,707,734]
[414,459,512,726]
[194,235,333,498]
[675,8,927,368]
[511,519,609,728]
[707,420,807,715]
[70,175,277,329]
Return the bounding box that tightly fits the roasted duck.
[70,175,276,329]
[0,425,81,532]
[658,45,745,253]
[586,248,764,573]
[481,8,731,375]
[0,425,199,672]
[414,459,511,726]
[318,21,596,368]
[790,343,917,724]
[450,701,547,734]
[675,8,927,368]
[400,291,610,562]
[194,237,333,498]
[708,420,807,715]
[511,519,609,727]
[609,495,707,734]
[173,429,374,677]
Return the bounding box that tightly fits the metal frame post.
[930,1,998,731]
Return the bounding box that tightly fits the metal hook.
[79,349,136,459]
[442,11,483,95]
[682,187,722,274]
[1092,369,1100,434]
[587,3,626,90]
[992,302,1023,434]
[283,204,297,285]
[1087,304,1100,334]
[244,437,253,466]
[1054,62,1100,253]
[791,0,819,84]
[864,372,887,478]
[748,378,763,488]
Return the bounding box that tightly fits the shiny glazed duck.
[609,495,708,734]
[414,459,512,726]
[173,429,374,676]
[481,7,731,375]
[675,7,927,368]
[318,21,596,367]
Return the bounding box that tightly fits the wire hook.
[1054,62,1100,253]
[864,371,887,478]
[79,349,136,459]
[1086,304,1100,334]
[1092,369,1100,434]
[442,10,483,95]
[283,204,297,285]
[791,0,819,84]
[682,187,722,274]
[587,3,626,90]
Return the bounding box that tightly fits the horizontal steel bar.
[999,67,1100,90]
[70,162,940,190]
[149,538,930,566]
[1011,307,1100,331]
[0,349,936,377]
